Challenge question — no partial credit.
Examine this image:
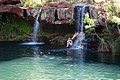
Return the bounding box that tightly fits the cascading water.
[32,10,41,42]
[21,8,44,45]
[71,32,85,49]
[80,6,85,32]
[72,5,87,49]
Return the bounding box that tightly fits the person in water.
[66,32,79,47]
[66,32,85,48]
[66,38,73,47]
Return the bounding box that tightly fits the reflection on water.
[67,49,85,64]
[32,46,40,58]
[0,42,120,64]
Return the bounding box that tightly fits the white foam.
[21,42,45,45]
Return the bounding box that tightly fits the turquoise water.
[0,56,120,80]
[0,42,120,80]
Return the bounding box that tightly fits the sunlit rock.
[57,8,74,20]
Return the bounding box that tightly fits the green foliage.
[0,14,32,41]
[20,0,46,7]
[13,36,28,41]
[111,16,120,24]
[104,0,120,20]
[64,33,73,39]
[84,13,95,29]
[104,1,117,16]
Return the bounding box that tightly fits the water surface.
[0,42,120,80]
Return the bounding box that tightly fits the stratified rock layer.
[0,0,120,26]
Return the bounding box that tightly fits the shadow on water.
[0,42,120,65]
[65,48,97,64]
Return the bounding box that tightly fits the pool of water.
[0,42,120,80]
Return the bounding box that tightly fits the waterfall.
[72,5,87,49]
[80,6,85,32]
[32,9,41,42]
[21,8,44,45]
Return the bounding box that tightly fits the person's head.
[68,38,71,40]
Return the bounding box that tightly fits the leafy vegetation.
[84,13,95,29]
[20,0,46,7]
[84,0,120,55]
[0,13,32,41]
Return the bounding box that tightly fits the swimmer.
[66,38,73,47]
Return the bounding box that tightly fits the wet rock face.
[41,0,74,24]
[41,7,74,24]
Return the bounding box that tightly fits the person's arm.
[71,33,79,40]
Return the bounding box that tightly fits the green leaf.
[111,16,120,24]
[85,25,92,29]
